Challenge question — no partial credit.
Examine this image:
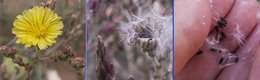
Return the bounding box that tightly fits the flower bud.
[0,46,17,58]
[70,57,86,69]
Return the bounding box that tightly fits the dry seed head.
[0,46,17,58]
[52,46,76,61]
[70,57,86,69]
[13,56,24,66]
[119,8,172,55]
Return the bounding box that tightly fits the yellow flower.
[12,6,63,50]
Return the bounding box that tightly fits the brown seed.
[219,31,226,41]
[210,48,218,52]
[215,17,227,28]
[219,57,224,64]
[196,50,203,55]
[215,27,220,32]
[210,48,222,53]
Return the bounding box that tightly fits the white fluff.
[232,24,245,46]
[119,7,172,55]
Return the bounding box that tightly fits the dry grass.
[87,0,172,80]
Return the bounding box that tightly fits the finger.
[175,46,223,80]
[219,0,258,52]
[248,8,260,80]
[217,19,260,80]
[174,0,211,74]
[215,0,259,79]
[248,45,260,80]
[175,0,236,78]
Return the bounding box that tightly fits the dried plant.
[96,36,114,80]
[119,8,172,57]
[119,7,172,80]
[88,0,172,80]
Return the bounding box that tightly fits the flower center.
[33,26,47,38]
[36,31,46,38]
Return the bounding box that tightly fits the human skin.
[217,16,260,80]
[249,40,260,80]
[249,9,260,78]
[174,0,211,74]
[174,0,237,75]
[174,0,260,79]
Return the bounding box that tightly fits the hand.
[174,0,260,79]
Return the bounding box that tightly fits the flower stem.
[25,69,32,80]
[25,47,39,80]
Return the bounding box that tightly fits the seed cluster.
[119,9,172,56]
[197,17,240,68]
[215,17,227,42]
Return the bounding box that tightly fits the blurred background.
[0,0,85,80]
[87,0,172,80]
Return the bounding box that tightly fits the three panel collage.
[1,0,260,80]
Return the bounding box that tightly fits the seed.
[219,17,227,27]
[210,48,222,53]
[196,50,203,55]
[219,57,224,64]
[215,27,220,32]
[210,48,218,52]
[216,17,227,28]
[219,31,226,41]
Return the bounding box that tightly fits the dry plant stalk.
[96,35,114,80]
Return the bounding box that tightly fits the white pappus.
[118,7,172,56]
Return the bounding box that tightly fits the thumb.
[174,0,211,74]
